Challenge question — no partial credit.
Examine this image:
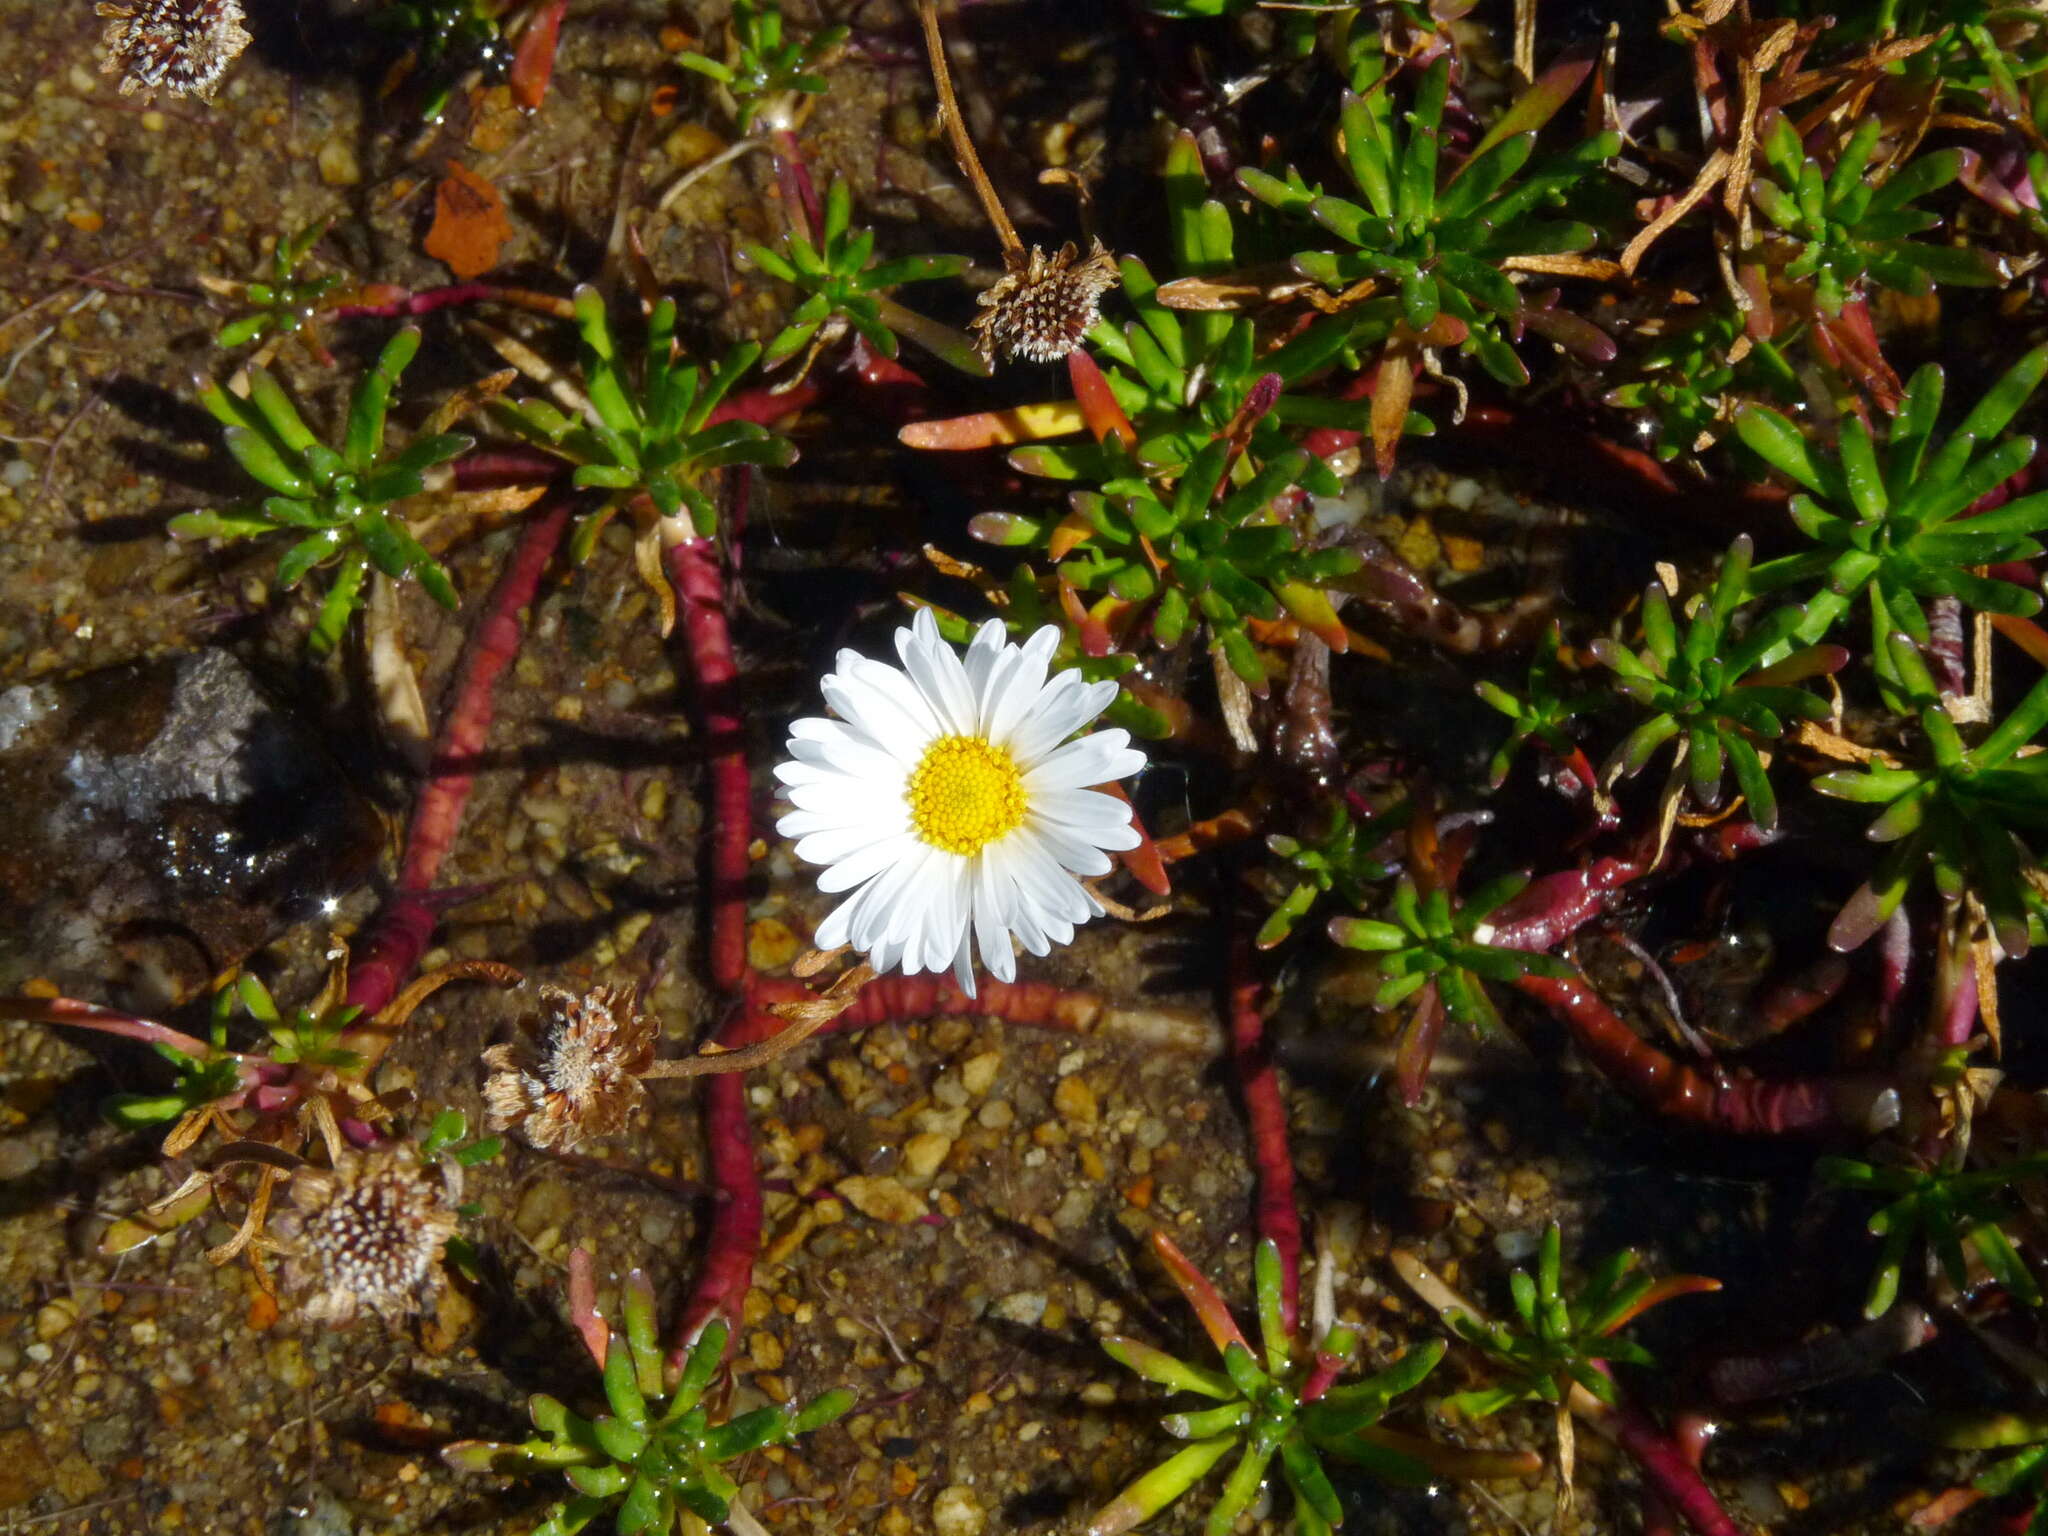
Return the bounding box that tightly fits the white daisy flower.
[775,609,1147,996]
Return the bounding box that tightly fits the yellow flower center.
[907,734,1027,856]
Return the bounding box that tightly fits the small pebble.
[933,1485,985,1536]
[318,135,361,185]
[35,1299,77,1341]
[960,1052,1001,1097]
[991,1292,1046,1326]
[834,1174,926,1224]
[1495,1229,1542,1262]
[901,1131,952,1178]
[976,1099,1013,1130]
[1053,1075,1098,1129]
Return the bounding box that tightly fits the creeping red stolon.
[1226,935,1303,1333]
[1513,970,1889,1136]
[346,501,570,1019]
[664,532,752,996]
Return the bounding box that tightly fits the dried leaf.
[425,161,514,280]
[1370,342,1416,480]
[1622,150,1729,274]
[366,574,431,773]
[423,367,520,437]
[1791,719,1898,766]
[1502,254,1626,280]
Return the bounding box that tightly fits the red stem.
[1592,1388,1744,1536]
[327,282,507,321]
[343,897,441,1022]
[1227,934,1301,1333]
[1513,970,1891,1136]
[664,531,751,994]
[749,972,1119,1032]
[770,128,824,245]
[669,995,778,1363]
[345,502,569,1017]
[1485,851,1652,953]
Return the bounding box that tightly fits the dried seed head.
[96,0,251,101]
[274,1148,458,1326]
[482,985,657,1152]
[970,241,1121,366]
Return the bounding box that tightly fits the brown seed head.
[96,0,251,100]
[970,241,1121,367]
[275,1148,459,1326]
[482,984,657,1152]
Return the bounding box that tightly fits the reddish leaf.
[1394,983,1446,1106]
[1067,349,1138,450]
[509,0,570,111]
[1104,784,1170,895]
[898,401,1084,450]
[1597,1273,1722,1334]
[1149,1230,1247,1356]
[1458,49,1595,168]
[1991,612,2048,671]
[1048,507,1097,561]
[1907,1488,1985,1529]
[1059,581,1115,656]
[1812,299,1902,412]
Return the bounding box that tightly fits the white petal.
[783,726,907,786]
[950,929,979,997]
[986,836,1082,948]
[789,821,897,866]
[1013,835,1094,926]
[814,833,922,893]
[879,845,958,955]
[974,844,1042,953]
[962,618,1007,704]
[1019,817,1114,876]
[773,758,844,788]
[844,849,930,950]
[814,892,857,950]
[1008,671,1115,764]
[778,803,910,843]
[829,658,943,756]
[982,625,1059,746]
[869,934,909,976]
[1036,787,1140,842]
[897,611,976,736]
[782,780,888,818]
[1022,730,1142,793]
[924,857,972,974]
[770,765,876,798]
[970,856,1017,983]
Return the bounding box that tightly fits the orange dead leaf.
[1371,343,1416,480]
[1048,507,1097,561]
[425,161,513,279]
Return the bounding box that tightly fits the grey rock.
[0,650,377,1010]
